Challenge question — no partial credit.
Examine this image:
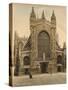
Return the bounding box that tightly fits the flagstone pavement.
[12,73,66,86]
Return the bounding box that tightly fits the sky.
[13,3,66,48]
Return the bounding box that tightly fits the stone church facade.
[14,7,66,76]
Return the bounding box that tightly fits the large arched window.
[23,56,30,65]
[38,31,50,60]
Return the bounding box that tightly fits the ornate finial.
[51,10,56,19]
[32,7,34,13]
[42,10,45,19]
[30,7,36,18]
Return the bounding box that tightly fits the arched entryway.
[38,31,50,73]
[23,56,30,65]
[57,55,62,72]
[23,56,30,74]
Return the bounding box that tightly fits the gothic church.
[14,7,66,75]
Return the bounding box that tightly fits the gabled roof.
[23,35,31,51]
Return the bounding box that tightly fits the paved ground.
[12,73,66,86]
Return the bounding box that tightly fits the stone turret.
[30,7,36,22]
[51,10,56,28]
[42,10,45,19]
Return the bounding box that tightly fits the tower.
[30,7,37,72]
[50,10,57,72]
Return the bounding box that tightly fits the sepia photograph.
[9,3,66,86]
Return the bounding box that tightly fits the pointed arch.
[38,31,50,61]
